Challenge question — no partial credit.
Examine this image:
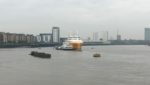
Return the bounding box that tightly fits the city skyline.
[0,26,148,40]
[0,0,150,40]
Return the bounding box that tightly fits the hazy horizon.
[0,0,150,40]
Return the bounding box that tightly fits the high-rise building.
[145,28,150,41]
[101,31,109,41]
[117,35,121,41]
[92,32,99,41]
[52,27,60,43]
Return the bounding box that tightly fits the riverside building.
[36,33,52,43]
[0,32,36,44]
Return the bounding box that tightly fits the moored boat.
[56,35,83,50]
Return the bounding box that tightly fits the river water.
[0,45,150,85]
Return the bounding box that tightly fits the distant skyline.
[0,0,150,40]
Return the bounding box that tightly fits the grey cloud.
[0,0,150,39]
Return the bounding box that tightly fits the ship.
[56,35,83,50]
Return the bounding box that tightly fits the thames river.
[0,45,150,85]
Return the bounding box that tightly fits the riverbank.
[0,41,148,48]
[0,43,59,48]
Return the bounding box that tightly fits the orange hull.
[71,43,82,50]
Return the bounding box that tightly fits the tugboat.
[56,35,83,50]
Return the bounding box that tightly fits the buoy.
[30,51,51,58]
[93,53,101,57]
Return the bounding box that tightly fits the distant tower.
[93,32,99,41]
[117,35,121,41]
[106,31,109,41]
[102,31,109,41]
[117,30,121,41]
[145,28,150,41]
[52,27,60,43]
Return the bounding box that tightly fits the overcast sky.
[0,0,150,40]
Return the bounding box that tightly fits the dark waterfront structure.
[110,40,146,45]
[52,27,60,44]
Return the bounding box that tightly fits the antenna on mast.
[76,30,79,37]
[68,31,71,37]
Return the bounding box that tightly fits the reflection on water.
[0,45,150,85]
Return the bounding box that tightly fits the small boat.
[30,51,51,58]
[93,53,101,57]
